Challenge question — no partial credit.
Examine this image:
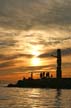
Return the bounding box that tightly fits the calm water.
[0,86,71,108]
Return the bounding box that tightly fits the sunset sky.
[0,0,71,81]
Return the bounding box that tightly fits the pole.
[56,49,62,79]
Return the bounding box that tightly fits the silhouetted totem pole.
[56,49,62,79]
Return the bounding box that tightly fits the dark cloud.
[62,48,71,56]
[62,62,71,68]
[39,48,71,58]
[0,40,17,48]
[0,53,33,61]
[0,0,71,30]
[0,61,14,68]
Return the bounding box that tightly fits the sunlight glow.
[31,57,40,66]
[31,46,40,57]
[32,50,39,56]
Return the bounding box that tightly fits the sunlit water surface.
[0,86,71,108]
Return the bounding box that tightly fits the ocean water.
[0,86,71,108]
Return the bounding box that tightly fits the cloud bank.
[0,0,71,78]
[0,0,71,30]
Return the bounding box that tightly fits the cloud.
[0,0,71,78]
[0,39,17,48]
[0,0,71,51]
[0,61,14,68]
[0,0,71,30]
[39,48,71,58]
[62,48,71,56]
[0,53,33,61]
[63,62,71,68]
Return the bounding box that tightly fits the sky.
[0,0,71,81]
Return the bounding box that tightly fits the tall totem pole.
[56,49,62,79]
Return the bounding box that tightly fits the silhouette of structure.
[56,49,62,79]
[7,49,71,89]
[31,72,33,79]
[46,72,50,78]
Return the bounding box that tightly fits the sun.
[31,47,40,57]
[32,50,39,57]
[31,57,40,66]
[32,51,38,56]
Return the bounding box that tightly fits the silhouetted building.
[56,49,62,79]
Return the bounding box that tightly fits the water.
[0,86,71,108]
